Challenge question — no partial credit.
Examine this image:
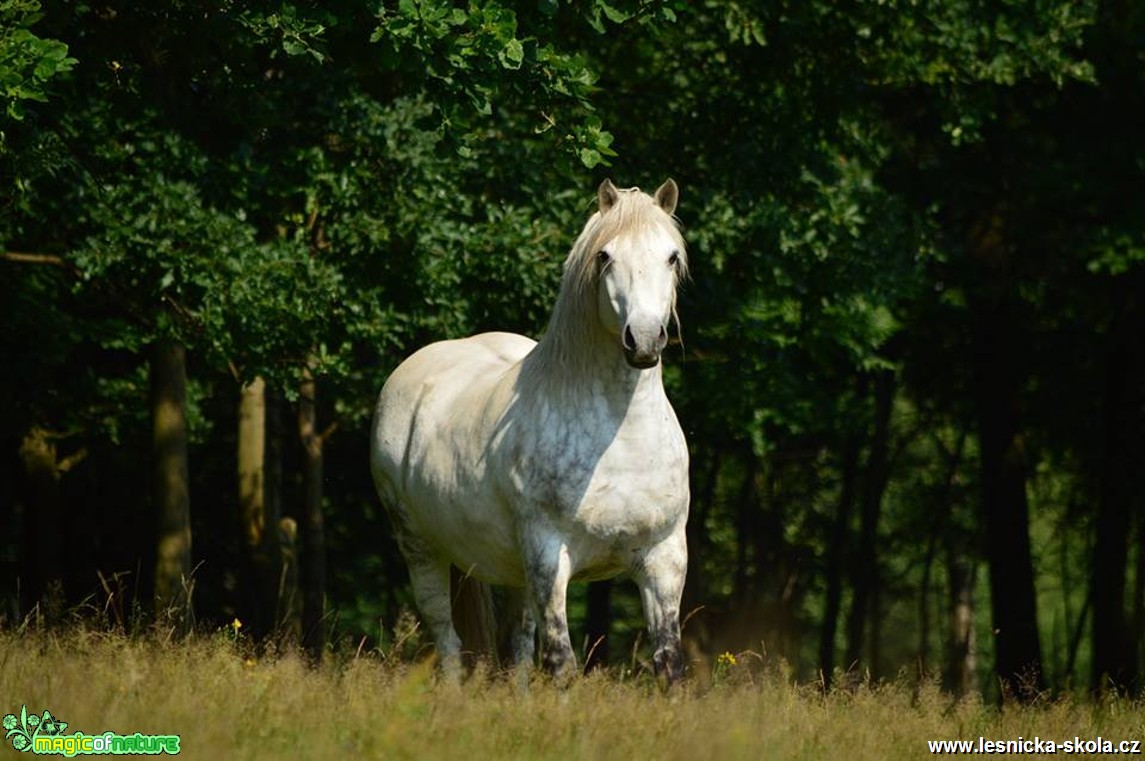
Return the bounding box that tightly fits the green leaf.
[598,1,625,24]
[578,147,601,168]
[499,38,524,70]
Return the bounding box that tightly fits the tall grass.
[2,627,1143,760]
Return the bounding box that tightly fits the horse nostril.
[623,325,636,351]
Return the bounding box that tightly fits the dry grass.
[2,628,1144,760]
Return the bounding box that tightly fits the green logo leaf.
[4,705,36,753]
[39,711,67,737]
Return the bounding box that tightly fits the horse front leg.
[634,530,687,685]
[524,535,576,680]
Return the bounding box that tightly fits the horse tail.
[451,566,498,669]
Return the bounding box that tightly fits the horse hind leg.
[403,551,463,681]
[507,590,536,668]
[374,481,463,679]
[382,507,461,680]
[496,586,536,689]
[450,566,498,669]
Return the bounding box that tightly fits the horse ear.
[653,179,678,215]
[598,179,619,214]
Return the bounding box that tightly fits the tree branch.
[58,447,89,473]
[318,420,339,443]
[3,251,79,274]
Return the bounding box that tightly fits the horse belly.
[403,478,526,585]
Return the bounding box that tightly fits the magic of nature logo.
[3,705,181,756]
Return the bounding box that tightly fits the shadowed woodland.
[2,0,1144,703]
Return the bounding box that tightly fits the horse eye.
[668,251,680,267]
[597,250,611,266]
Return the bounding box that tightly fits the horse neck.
[522,288,663,409]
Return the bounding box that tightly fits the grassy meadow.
[2,627,1144,760]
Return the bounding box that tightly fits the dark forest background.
[2,0,1143,703]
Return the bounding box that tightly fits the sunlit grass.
[2,626,1143,760]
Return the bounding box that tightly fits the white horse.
[370,179,689,682]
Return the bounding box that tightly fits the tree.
[0,0,74,126]
[150,339,192,625]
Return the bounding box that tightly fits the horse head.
[591,179,686,369]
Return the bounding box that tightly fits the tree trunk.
[918,526,937,676]
[821,429,860,688]
[974,331,1043,699]
[926,429,970,691]
[1133,515,1145,692]
[17,426,66,621]
[266,388,299,640]
[945,554,978,697]
[732,448,757,604]
[968,217,1044,700]
[238,376,281,639]
[846,369,894,677]
[1065,587,1092,682]
[1091,280,1143,693]
[298,362,327,660]
[683,447,721,622]
[151,339,193,629]
[756,460,800,664]
[584,579,613,671]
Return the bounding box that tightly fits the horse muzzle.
[622,320,668,369]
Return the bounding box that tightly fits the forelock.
[563,188,686,293]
